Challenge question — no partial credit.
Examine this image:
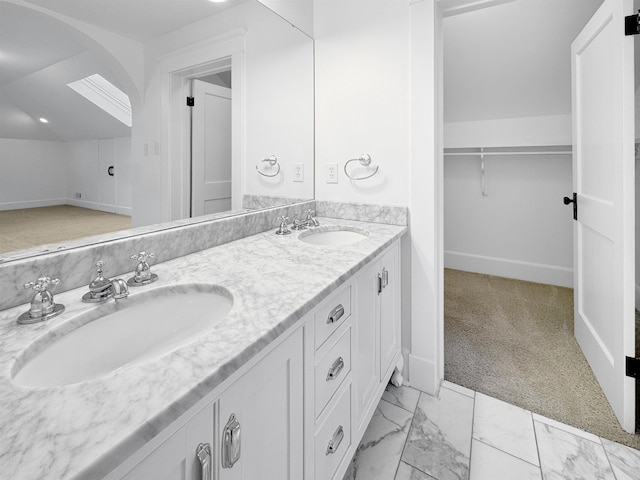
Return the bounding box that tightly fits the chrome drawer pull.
[327,304,345,324]
[196,443,212,480]
[382,267,389,289]
[326,425,344,455]
[326,356,345,381]
[222,414,241,469]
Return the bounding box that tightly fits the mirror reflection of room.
[0,0,314,258]
[0,2,133,255]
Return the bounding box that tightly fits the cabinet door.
[353,259,380,434]
[379,243,400,381]
[218,328,303,480]
[120,404,214,480]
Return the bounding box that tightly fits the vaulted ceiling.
[0,0,247,141]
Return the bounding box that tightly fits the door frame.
[159,29,246,222]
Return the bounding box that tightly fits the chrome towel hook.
[344,154,379,180]
[256,155,281,177]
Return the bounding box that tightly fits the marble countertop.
[0,217,406,480]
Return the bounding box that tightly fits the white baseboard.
[0,198,66,211]
[445,250,573,288]
[66,198,100,210]
[114,206,132,216]
[65,199,130,216]
[408,354,439,395]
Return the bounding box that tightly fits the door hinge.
[626,356,640,378]
[563,192,577,221]
[186,96,195,107]
[626,12,640,35]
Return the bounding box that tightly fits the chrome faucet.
[17,276,65,324]
[275,215,291,235]
[291,212,307,230]
[82,260,130,303]
[304,209,320,227]
[293,209,320,230]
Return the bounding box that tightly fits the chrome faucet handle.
[89,260,111,292]
[23,276,60,292]
[18,276,65,324]
[275,216,291,235]
[131,251,154,263]
[291,212,307,230]
[128,251,158,286]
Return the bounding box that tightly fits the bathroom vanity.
[0,214,405,480]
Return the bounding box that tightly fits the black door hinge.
[626,356,640,378]
[626,12,640,35]
[186,96,195,107]
[563,192,577,221]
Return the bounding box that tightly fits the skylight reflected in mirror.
[67,73,132,127]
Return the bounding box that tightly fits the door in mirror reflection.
[191,78,233,217]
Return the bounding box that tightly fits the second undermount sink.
[298,226,369,245]
[12,284,233,387]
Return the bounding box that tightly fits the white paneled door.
[571,0,635,433]
[191,79,232,217]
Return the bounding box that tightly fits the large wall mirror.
[0,0,314,262]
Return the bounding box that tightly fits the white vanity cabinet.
[119,403,215,480]
[217,328,304,480]
[114,238,402,480]
[353,242,401,436]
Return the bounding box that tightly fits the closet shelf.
[443,145,572,197]
[443,145,572,157]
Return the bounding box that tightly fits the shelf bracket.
[480,147,488,197]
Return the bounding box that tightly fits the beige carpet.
[0,205,131,254]
[444,268,640,450]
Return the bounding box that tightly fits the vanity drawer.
[315,384,352,480]
[315,284,351,350]
[315,327,351,418]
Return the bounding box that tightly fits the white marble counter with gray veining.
[0,217,406,480]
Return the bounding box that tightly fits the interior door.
[571,0,636,433]
[191,79,232,217]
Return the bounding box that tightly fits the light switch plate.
[326,163,338,184]
[293,163,304,182]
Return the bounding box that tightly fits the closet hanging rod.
[443,150,572,157]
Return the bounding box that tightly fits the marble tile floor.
[343,381,640,480]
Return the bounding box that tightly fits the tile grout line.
[530,412,543,478]
[468,389,476,479]
[395,390,423,479]
[472,438,543,471]
[599,439,619,480]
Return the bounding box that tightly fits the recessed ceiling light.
[38,117,49,123]
[208,0,228,3]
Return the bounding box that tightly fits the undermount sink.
[12,284,233,387]
[298,226,368,245]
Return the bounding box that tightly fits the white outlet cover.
[293,163,304,182]
[326,163,338,184]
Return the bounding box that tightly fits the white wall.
[444,114,572,148]
[0,139,67,210]
[314,0,411,207]
[314,0,443,395]
[65,137,132,215]
[444,153,573,286]
[137,1,314,227]
[257,0,314,37]
[0,137,131,214]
